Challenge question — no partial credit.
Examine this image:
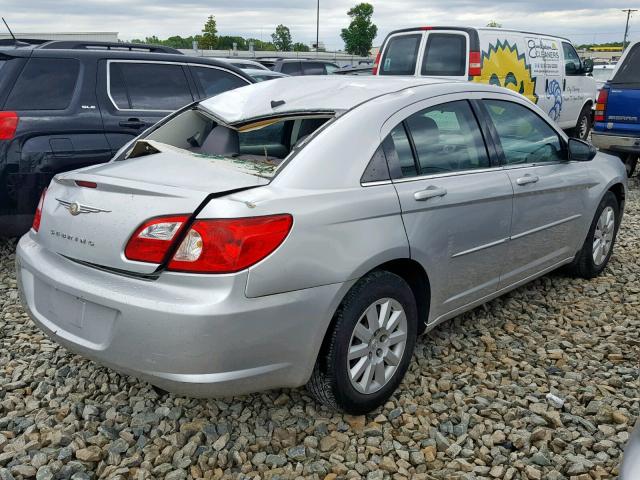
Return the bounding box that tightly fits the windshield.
[133,108,332,178]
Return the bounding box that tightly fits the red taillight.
[0,111,18,140]
[32,188,47,232]
[372,51,382,75]
[469,51,482,77]
[75,180,97,188]
[420,26,433,30]
[125,215,188,263]
[595,88,608,122]
[168,214,293,273]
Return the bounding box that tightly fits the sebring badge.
[56,199,111,216]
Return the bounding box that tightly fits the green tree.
[340,3,377,56]
[247,38,278,51]
[292,42,310,52]
[200,15,218,49]
[271,24,293,51]
[486,20,502,28]
[217,35,247,50]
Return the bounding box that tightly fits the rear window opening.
[380,34,421,75]
[611,44,639,86]
[123,108,333,178]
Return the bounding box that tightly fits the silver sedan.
[16,77,627,413]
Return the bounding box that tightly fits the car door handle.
[119,118,146,129]
[516,174,540,186]
[413,186,447,201]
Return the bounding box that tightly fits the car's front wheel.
[567,191,620,278]
[307,270,418,414]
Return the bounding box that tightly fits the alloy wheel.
[347,298,408,394]
[592,206,615,266]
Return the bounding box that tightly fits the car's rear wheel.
[567,191,620,278]
[306,270,417,414]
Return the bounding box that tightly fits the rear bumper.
[591,132,640,155]
[16,233,350,397]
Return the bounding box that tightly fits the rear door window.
[421,33,466,76]
[191,66,249,99]
[380,34,421,75]
[612,44,640,85]
[5,58,79,110]
[280,62,302,75]
[109,62,193,111]
[302,62,326,75]
[405,100,489,174]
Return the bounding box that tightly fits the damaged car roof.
[198,76,448,125]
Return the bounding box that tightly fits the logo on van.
[473,40,538,105]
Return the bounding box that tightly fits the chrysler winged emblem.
[56,199,111,216]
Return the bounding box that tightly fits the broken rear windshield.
[131,108,332,178]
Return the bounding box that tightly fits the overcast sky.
[3,0,638,49]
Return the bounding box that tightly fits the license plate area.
[33,276,117,348]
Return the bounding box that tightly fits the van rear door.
[378,28,475,79]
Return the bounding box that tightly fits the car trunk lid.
[37,144,269,274]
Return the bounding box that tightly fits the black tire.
[306,270,418,414]
[568,104,592,140]
[567,191,620,279]
[623,154,638,178]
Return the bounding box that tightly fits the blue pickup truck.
[592,41,640,177]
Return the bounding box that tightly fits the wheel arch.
[608,182,626,214]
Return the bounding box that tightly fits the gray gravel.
[1,178,638,480]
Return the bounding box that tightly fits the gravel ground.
[0,178,638,480]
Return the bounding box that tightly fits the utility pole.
[316,0,320,53]
[623,9,637,50]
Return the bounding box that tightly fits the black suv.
[259,58,340,76]
[0,41,254,236]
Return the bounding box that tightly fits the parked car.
[592,63,616,94]
[215,57,270,71]
[16,77,627,413]
[0,40,254,236]
[334,65,374,76]
[591,41,640,177]
[259,58,340,76]
[243,68,288,82]
[373,26,596,140]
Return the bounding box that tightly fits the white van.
[373,27,596,139]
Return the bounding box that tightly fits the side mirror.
[582,58,594,74]
[568,138,597,161]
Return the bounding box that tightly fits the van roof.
[385,26,571,44]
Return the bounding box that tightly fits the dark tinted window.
[421,34,466,76]
[484,99,565,165]
[5,58,79,110]
[191,66,248,98]
[109,62,129,108]
[405,101,489,174]
[562,42,582,75]
[361,144,390,183]
[612,44,640,85]
[303,62,326,75]
[0,60,6,72]
[110,62,192,110]
[281,62,302,75]
[380,34,421,75]
[388,124,417,177]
